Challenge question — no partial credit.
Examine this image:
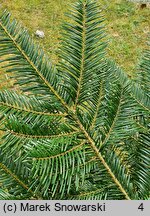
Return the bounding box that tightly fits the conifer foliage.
[0,0,149,200]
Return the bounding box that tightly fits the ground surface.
[0,0,149,88]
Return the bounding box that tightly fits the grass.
[0,0,149,85]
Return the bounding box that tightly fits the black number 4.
[138,203,144,211]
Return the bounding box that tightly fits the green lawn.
[0,0,150,88]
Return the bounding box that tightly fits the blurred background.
[0,0,150,90]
